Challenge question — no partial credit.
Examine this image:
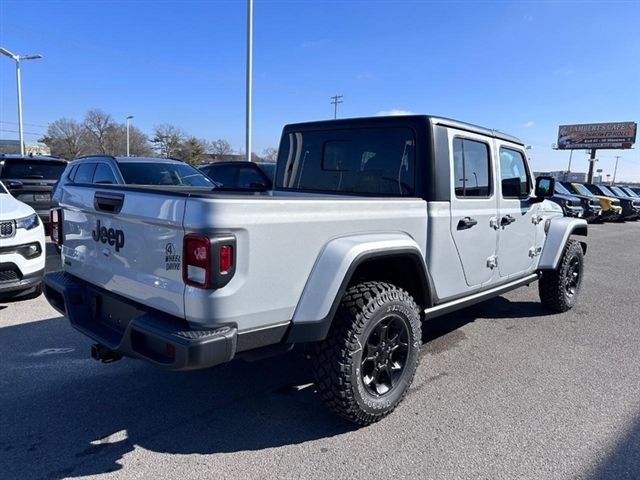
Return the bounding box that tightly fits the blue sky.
[1,0,639,180]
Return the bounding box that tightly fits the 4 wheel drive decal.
[165,242,181,270]
[91,220,125,252]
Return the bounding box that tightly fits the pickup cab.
[44,115,587,425]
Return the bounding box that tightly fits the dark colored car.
[0,154,68,231]
[582,183,640,221]
[544,183,584,218]
[619,186,640,198]
[52,155,216,208]
[553,181,602,222]
[254,162,276,183]
[199,161,272,190]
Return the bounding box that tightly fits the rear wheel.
[539,240,583,312]
[310,281,421,425]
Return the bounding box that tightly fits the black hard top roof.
[282,114,524,146]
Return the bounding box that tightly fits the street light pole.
[125,115,134,156]
[245,0,253,162]
[0,47,43,156]
[565,149,574,181]
[612,155,621,186]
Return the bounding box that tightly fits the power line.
[0,120,48,128]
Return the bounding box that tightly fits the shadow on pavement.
[589,412,640,479]
[0,293,557,479]
[0,316,355,479]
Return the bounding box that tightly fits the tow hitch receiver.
[91,343,123,363]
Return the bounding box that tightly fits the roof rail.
[74,154,118,161]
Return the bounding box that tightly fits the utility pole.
[612,155,621,186]
[330,95,343,119]
[586,148,597,184]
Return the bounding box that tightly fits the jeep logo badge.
[91,220,125,252]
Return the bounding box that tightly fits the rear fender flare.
[286,233,432,343]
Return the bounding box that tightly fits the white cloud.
[356,72,374,80]
[521,121,535,128]
[376,109,415,116]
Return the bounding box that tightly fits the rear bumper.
[43,271,238,370]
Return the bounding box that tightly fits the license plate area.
[91,290,145,335]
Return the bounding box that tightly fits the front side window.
[499,147,531,198]
[453,137,491,197]
[275,127,415,196]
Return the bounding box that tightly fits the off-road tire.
[310,281,422,426]
[539,239,584,313]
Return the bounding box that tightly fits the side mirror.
[534,176,555,200]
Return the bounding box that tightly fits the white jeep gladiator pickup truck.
[44,115,586,425]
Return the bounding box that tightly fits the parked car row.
[544,178,640,223]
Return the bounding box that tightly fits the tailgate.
[60,185,187,318]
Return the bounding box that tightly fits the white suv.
[0,181,45,297]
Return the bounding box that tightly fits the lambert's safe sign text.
[557,122,637,150]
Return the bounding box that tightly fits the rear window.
[275,127,415,196]
[0,159,66,180]
[118,162,215,187]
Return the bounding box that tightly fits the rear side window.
[275,127,415,196]
[500,147,531,198]
[93,163,118,184]
[453,137,491,197]
[118,162,214,186]
[74,163,97,183]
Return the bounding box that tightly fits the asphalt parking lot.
[1,223,639,480]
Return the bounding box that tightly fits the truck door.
[495,143,538,278]
[448,130,499,287]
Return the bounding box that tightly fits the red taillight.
[183,234,211,288]
[220,245,233,274]
[50,209,63,245]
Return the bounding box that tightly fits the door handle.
[500,215,516,227]
[457,217,478,230]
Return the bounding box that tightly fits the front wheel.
[539,239,584,312]
[310,281,422,426]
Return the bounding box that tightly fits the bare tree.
[210,139,234,156]
[83,109,114,154]
[261,147,278,162]
[152,124,185,158]
[40,118,87,159]
[103,124,153,156]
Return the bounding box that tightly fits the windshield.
[572,183,592,196]
[554,182,572,195]
[0,159,66,180]
[610,186,628,197]
[598,185,616,197]
[118,162,215,187]
[622,187,639,198]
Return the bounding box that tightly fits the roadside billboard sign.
[557,122,637,150]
